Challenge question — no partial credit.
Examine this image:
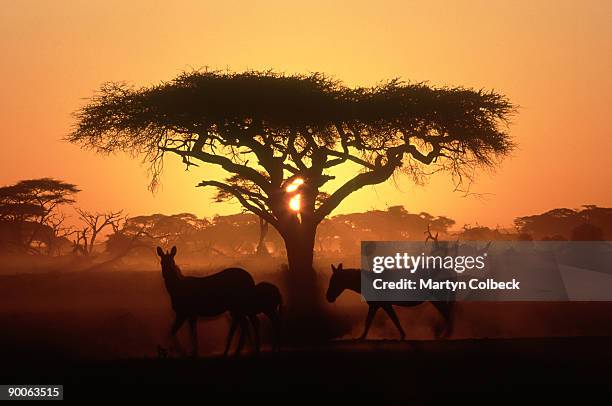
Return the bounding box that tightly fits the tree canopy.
[515,205,612,240]
[0,178,80,252]
[68,70,514,235]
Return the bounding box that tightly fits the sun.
[289,194,301,212]
[285,178,304,193]
[285,178,304,214]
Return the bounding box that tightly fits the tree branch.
[160,146,272,194]
[197,180,278,227]
[315,160,396,222]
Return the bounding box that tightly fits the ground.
[3,337,612,400]
[2,269,612,400]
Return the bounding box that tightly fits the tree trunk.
[283,225,316,302]
[284,226,315,275]
[256,218,270,257]
[279,219,340,343]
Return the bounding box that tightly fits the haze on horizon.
[1,0,610,229]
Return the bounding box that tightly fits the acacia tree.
[212,174,273,256]
[0,178,80,253]
[68,71,514,295]
[74,208,125,255]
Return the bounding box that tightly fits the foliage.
[68,70,515,236]
[0,178,80,252]
[515,205,612,240]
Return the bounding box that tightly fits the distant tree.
[199,213,264,256]
[75,209,125,255]
[68,70,515,307]
[515,206,612,240]
[0,178,80,253]
[316,206,456,255]
[517,232,533,241]
[210,174,272,257]
[579,205,612,240]
[106,213,207,257]
[541,234,567,241]
[104,224,155,259]
[256,217,270,256]
[515,208,579,240]
[570,223,604,241]
[458,225,515,241]
[44,212,75,255]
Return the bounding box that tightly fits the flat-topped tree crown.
[68,70,514,253]
[69,70,514,230]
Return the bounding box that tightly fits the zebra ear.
[331,264,337,273]
[338,263,343,271]
[156,247,164,257]
[170,246,177,257]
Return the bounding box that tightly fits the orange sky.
[1,0,611,229]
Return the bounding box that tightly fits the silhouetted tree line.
[1,178,610,260]
[102,205,610,260]
[455,206,611,242]
[0,178,123,257]
[514,205,611,241]
[104,207,455,262]
[315,206,455,257]
[105,212,284,261]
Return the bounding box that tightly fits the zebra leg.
[358,304,379,340]
[168,314,186,356]
[432,301,454,339]
[249,315,260,354]
[266,310,281,352]
[223,317,238,357]
[382,305,406,340]
[235,318,250,357]
[188,316,198,358]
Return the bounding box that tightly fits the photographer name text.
[372,278,520,291]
